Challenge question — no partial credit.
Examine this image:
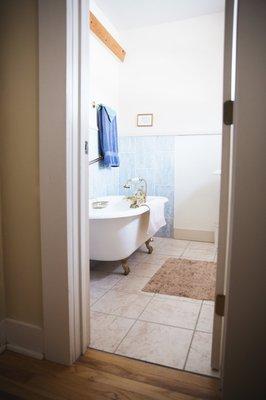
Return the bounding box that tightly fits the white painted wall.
[117,12,224,238]
[88,7,223,238]
[119,12,224,136]
[174,135,221,238]
[89,0,121,130]
[88,1,122,197]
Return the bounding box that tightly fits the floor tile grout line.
[183,300,204,370]
[92,287,153,297]
[92,293,200,331]
[112,317,138,355]
[93,289,206,303]
[135,286,202,332]
[91,268,152,278]
[89,267,148,296]
[152,295,202,305]
[91,300,213,344]
[89,270,128,303]
[90,310,136,321]
[90,284,117,307]
[91,253,216,275]
[113,321,137,354]
[90,238,216,373]
[92,288,208,324]
[137,317,198,332]
[180,241,191,257]
[90,270,127,308]
[91,278,148,297]
[91,291,154,316]
[112,301,201,370]
[113,293,156,354]
[91,277,123,295]
[135,293,156,322]
[91,288,203,309]
[89,342,217,378]
[193,328,213,334]
[91,268,125,281]
[91,303,204,332]
[183,303,203,371]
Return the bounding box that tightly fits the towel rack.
[89,155,103,165]
[92,101,101,109]
[90,102,102,165]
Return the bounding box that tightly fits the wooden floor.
[0,349,221,399]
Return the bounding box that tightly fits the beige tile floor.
[89,237,219,377]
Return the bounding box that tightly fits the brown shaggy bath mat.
[142,258,217,300]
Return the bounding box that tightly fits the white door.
[211,0,238,371]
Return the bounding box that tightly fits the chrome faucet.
[123,177,147,208]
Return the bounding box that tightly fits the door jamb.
[39,0,90,365]
[211,0,237,371]
[39,0,234,371]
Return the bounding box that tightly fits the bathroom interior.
[88,0,224,377]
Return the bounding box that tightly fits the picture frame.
[137,113,153,127]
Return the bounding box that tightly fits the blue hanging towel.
[97,105,120,167]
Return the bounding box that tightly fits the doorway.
[87,0,230,378]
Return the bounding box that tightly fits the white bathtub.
[89,195,167,264]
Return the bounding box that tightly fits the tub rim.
[89,195,168,220]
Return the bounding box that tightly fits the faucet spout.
[140,177,147,199]
[123,180,131,189]
[123,177,147,208]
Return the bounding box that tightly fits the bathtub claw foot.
[145,238,153,254]
[121,259,130,275]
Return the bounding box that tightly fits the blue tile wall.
[89,131,119,198]
[89,161,119,198]
[119,136,175,238]
[89,135,175,238]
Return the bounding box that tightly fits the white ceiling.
[94,0,225,31]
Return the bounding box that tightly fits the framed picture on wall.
[137,113,153,127]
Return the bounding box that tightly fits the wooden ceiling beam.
[89,11,126,62]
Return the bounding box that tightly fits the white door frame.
[39,0,234,369]
[211,0,237,371]
[39,0,90,365]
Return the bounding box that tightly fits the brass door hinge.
[215,294,226,317]
[223,100,234,125]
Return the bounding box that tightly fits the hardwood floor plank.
[0,378,49,400]
[80,349,220,399]
[74,363,196,400]
[0,355,190,400]
[0,350,221,400]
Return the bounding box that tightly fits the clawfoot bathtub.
[89,195,168,275]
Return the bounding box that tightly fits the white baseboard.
[6,343,43,360]
[4,318,44,360]
[174,228,215,243]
